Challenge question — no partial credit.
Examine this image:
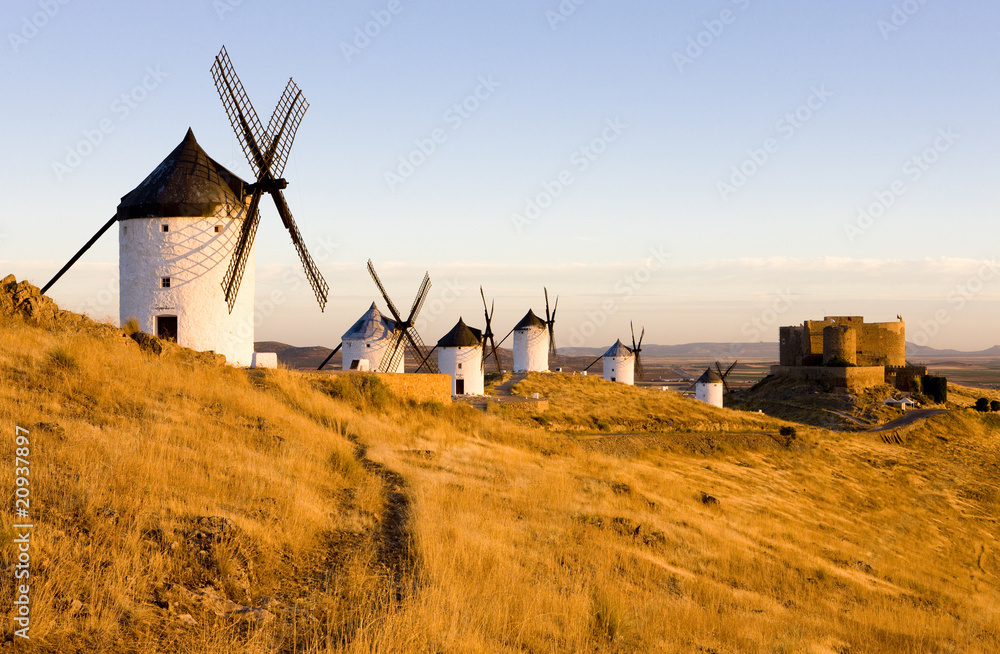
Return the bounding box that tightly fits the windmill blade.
[367,259,404,324]
[724,360,739,377]
[716,362,733,394]
[544,288,558,357]
[221,190,263,311]
[480,287,502,373]
[583,354,603,372]
[399,274,438,374]
[402,329,433,371]
[269,190,328,311]
[406,272,432,325]
[637,327,644,350]
[484,324,516,371]
[317,342,343,371]
[41,215,118,294]
[635,352,644,381]
[263,78,309,179]
[414,344,438,374]
[211,47,269,178]
[379,328,407,374]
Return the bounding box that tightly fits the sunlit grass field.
[1,312,998,652]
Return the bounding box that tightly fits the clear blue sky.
[3,0,998,349]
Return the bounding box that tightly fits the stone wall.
[768,365,887,390]
[856,321,905,367]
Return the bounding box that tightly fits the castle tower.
[118,129,254,366]
[437,317,484,396]
[341,302,404,373]
[602,339,635,385]
[823,325,857,365]
[512,309,549,373]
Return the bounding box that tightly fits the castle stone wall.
[768,365,886,390]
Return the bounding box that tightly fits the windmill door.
[455,379,465,395]
[157,316,178,341]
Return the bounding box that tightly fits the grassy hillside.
[1,280,998,652]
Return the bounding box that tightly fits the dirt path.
[345,435,416,602]
[492,372,527,397]
[868,409,948,432]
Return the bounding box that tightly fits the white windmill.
[508,288,557,373]
[42,48,329,367]
[436,317,484,396]
[601,340,635,385]
[339,303,404,372]
[694,362,736,408]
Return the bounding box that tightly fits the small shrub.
[122,316,140,336]
[974,397,990,413]
[991,400,1000,412]
[45,346,79,372]
[824,356,856,368]
[779,426,796,438]
[923,375,948,403]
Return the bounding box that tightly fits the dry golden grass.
[508,372,793,434]
[1,313,998,652]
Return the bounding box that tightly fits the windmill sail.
[211,46,328,312]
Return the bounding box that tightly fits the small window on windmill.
[458,362,463,369]
[161,224,169,233]
[214,224,222,233]
[161,277,171,288]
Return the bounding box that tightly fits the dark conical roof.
[437,317,483,348]
[603,339,633,358]
[515,309,547,330]
[342,302,397,341]
[117,128,248,220]
[696,367,722,384]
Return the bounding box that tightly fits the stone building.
[772,316,913,390]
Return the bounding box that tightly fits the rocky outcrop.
[1,274,225,365]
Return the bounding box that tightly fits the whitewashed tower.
[118,129,254,366]
[437,317,484,396]
[602,339,635,385]
[512,309,549,373]
[695,367,724,408]
[341,302,404,373]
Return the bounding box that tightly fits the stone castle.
[772,316,922,390]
